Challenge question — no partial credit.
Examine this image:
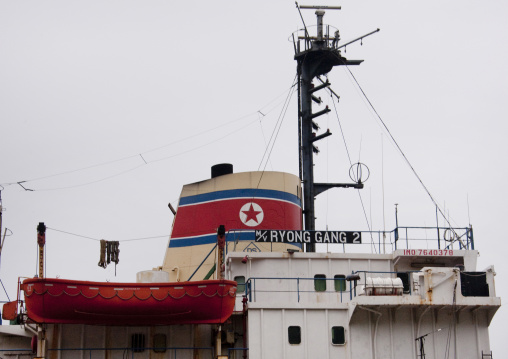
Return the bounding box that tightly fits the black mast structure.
[294,5,373,252]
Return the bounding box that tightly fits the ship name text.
[255,230,361,244]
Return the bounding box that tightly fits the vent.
[131,333,145,353]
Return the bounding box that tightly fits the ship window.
[460,272,489,297]
[153,333,166,353]
[314,274,326,292]
[331,326,345,345]
[288,326,301,344]
[234,276,246,294]
[334,275,346,292]
[131,333,145,352]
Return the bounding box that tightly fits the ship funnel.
[211,163,233,178]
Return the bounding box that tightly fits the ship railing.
[291,24,341,54]
[243,272,420,303]
[42,346,216,358]
[0,346,250,358]
[244,276,351,304]
[225,225,473,256]
[394,226,474,251]
[343,226,473,253]
[0,348,33,355]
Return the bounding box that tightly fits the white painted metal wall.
[228,251,499,359]
[246,305,494,359]
[247,308,349,359]
[46,324,212,359]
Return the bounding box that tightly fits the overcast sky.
[1,0,507,352]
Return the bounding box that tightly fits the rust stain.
[424,269,433,304]
[105,326,111,359]
[49,324,59,359]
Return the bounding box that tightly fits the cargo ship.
[0,4,500,359]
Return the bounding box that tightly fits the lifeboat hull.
[22,278,237,326]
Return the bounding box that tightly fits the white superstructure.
[226,247,499,358]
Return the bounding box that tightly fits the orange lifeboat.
[21,277,237,326]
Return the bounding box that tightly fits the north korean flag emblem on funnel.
[239,202,264,227]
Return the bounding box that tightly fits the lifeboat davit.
[21,277,237,326]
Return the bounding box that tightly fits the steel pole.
[300,64,316,252]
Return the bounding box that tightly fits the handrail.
[45,346,215,359]
[245,276,349,303]
[244,271,425,302]
[2,346,241,358]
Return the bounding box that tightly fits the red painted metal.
[22,277,237,325]
[1,300,18,320]
[172,198,302,238]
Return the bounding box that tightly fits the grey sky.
[1,0,507,352]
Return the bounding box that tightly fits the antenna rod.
[299,5,341,10]
[295,2,310,41]
[336,28,380,50]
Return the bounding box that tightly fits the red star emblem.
[242,203,262,224]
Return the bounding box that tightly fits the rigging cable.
[444,279,458,358]
[23,119,261,191]
[341,62,461,240]
[255,78,297,191]
[257,111,273,171]
[329,85,377,253]
[1,115,255,187]
[149,117,261,164]
[1,85,296,192]
[36,164,146,191]
[46,227,168,242]
[0,279,10,301]
[257,75,298,172]
[252,75,297,226]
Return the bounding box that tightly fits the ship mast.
[294,5,364,252]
